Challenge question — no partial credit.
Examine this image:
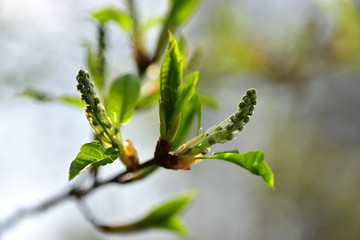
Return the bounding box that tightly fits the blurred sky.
[1,0,360,240]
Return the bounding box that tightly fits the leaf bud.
[91,117,99,126]
[239,102,245,109]
[225,122,234,130]
[78,69,86,77]
[81,95,88,103]
[94,97,100,106]
[246,88,256,96]
[201,148,211,155]
[226,133,236,141]
[235,112,242,120]
[207,137,216,145]
[85,106,92,113]
[242,106,250,115]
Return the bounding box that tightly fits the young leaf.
[20,89,52,101]
[175,71,199,116]
[172,72,201,150]
[155,0,201,58]
[20,89,84,108]
[155,216,188,237]
[136,79,160,109]
[213,149,241,154]
[91,8,133,33]
[136,92,160,109]
[69,141,119,181]
[159,32,184,142]
[198,93,219,109]
[171,103,196,150]
[97,191,195,236]
[58,96,84,107]
[107,74,141,125]
[140,16,165,32]
[168,0,202,27]
[198,151,274,189]
[177,35,188,58]
[193,93,202,135]
[139,191,196,236]
[171,94,202,150]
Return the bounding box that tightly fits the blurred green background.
[0,0,359,240]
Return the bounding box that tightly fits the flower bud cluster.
[76,69,121,148]
[176,88,257,156]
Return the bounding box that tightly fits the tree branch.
[0,189,72,233]
[0,159,157,234]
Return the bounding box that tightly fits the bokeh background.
[1,0,359,239]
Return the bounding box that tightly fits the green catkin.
[178,88,257,156]
[97,24,106,89]
[76,69,121,148]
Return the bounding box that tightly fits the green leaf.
[171,102,196,150]
[91,8,133,33]
[177,35,188,58]
[140,191,196,236]
[20,89,84,108]
[58,96,84,107]
[155,0,201,58]
[97,191,195,236]
[171,93,202,150]
[140,16,165,31]
[20,89,52,101]
[199,151,274,189]
[136,92,160,109]
[159,36,200,144]
[69,141,119,181]
[193,93,202,135]
[214,149,241,154]
[159,32,184,142]
[168,0,201,26]
[175,72,199,115]
[171,73,200,149]
[198,93,219,109]
[107,74,141,125]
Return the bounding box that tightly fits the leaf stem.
[93,112,123,151]
[126,0,152,76]
[127,0,139,33]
